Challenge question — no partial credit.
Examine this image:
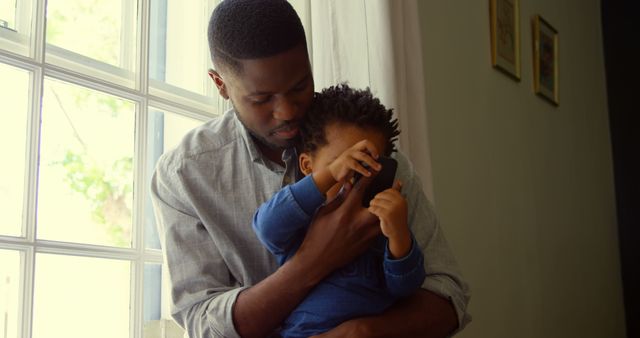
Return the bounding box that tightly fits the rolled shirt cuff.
[206,286,249,338]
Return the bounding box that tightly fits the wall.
[416,1,626,337]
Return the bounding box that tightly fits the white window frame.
[0,0,216,337]
[0,0,32,56]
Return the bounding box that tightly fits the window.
[0,0,18,30]
[0,0,32,57]
[0,63,29,238]
[0,249,21,338]
[0,0,223,337]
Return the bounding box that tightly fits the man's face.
[211,44,314,150]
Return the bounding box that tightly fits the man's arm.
[312,289,457,338]
[379,289,458,338]
[152,154,381,338]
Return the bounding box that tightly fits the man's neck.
[256,141,285,166]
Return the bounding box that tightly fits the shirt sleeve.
[150,160,245,338]
[252,175,325,265]
[394,152,472,332]
[383,236,427,298]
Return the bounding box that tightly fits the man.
[150,1,470,337]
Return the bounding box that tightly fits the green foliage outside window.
[57,151,133,247]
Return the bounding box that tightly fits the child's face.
[303,122,387,199]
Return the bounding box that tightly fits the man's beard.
[234,110,299,151]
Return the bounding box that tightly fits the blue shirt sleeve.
[383,236,427,298]
[252,175,325,265]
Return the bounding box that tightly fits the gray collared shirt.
[150,109,471,338]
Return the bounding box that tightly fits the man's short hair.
[301,84,400,156]
[207,0,307,74]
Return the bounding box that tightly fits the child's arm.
[312,139,382,194]
[252,175,325,265]
[369,180,426,297]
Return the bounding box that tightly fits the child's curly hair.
[300,84,400,156]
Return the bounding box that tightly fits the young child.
[252,84,426,338]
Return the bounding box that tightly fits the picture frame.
[532,15,559,105]
[490,0,521,80]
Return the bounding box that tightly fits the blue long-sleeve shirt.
[252,175,426,338]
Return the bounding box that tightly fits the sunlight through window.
[0,1,267,337]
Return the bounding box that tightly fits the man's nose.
[273,97,298,121]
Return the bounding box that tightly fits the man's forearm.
[232,253,327,338]
[361,289,458,338]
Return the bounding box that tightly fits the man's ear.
[299,153,313,176]
[208,69,229,99]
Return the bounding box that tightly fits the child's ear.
[299,153,313,176]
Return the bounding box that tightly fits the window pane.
[33,254,131,338]
[0,0,32,57]
[0,249,21,338]
[149,0,219,103]
[0,63,29,237]
[143,263,183,338]
[0,0,17,29]
[45,0,137,86]
[143,263,161,323]
[37,78,135,247]
[145,108,203,249]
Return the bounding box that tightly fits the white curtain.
[295,0,435,200]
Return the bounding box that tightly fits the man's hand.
[309,319,371,338]
[293,173,381,283]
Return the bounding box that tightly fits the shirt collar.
[232,109,264,164]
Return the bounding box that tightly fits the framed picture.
[490,0,521,80]
[532,15,559,105]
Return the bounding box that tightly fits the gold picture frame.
[532,15,559,105]
[490,0,521,80]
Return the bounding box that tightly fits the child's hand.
[368,180,411,258]
[327,139,381,183]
